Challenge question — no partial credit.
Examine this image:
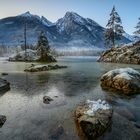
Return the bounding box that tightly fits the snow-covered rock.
[9,49,39,61]
[75,99,113,139]
[101,68,140,94]
[98,40,140,64]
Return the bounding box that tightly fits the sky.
[0,0,139,34]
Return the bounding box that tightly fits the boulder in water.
[75,99,113,139]
[101,68,140,94]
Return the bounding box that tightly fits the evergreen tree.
[36,31,56,62]
[134,17,140,35]
[105,6,124,47]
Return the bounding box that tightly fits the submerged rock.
[0,115,6,127]
[1,73,8,76]
[24,64,67,72]
[0,78,10,92]
[101,68,140,94]
[75,99,113,139]
[98,41,140,64]
[43,96,53,104]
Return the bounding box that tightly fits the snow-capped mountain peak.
[18,11,40,20]
[19,11,32,17]
[64,11,85,24]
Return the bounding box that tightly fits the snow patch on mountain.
[41,16,54,27]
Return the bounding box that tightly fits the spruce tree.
[134,17,140,35]
[36,31,52,62]
[105,6,124,47]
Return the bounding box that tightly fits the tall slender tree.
[36,31,56,62]
[105,6,124,47]
[134,17,140,35]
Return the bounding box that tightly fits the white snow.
[103,68,140,80]
[84,99,110,117]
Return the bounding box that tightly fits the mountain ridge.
[0,11,132,51]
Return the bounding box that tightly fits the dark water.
[0,56,140,140]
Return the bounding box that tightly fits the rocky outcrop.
[75,100,113,139]
[0,78,10,92]
[24,64,67,72]
[98,41,140,64]
[101,68,140,94]
[0,115,6,127]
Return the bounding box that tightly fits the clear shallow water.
[0,57,140,140]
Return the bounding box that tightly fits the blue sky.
[0,0,139,34]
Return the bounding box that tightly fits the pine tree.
[134,17,140,35]
[36,31,56,62]
[105,6,124,47]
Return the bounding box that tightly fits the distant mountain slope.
[0,11,131,50]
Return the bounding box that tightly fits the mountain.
[123,33,140,42]
[0,11,131,51]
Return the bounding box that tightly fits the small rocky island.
[24,64,67,72]
[0,78,10,92]
[98,41,140,64]
[75,99,113,139]
[101,68,140,94]
[9,31,57,63]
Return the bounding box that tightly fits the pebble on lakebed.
[43,96,53,104]
[75,99,113,139]
[24,64,67,72]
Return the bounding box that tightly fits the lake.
[0,56,140,140]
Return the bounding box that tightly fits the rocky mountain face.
[98,41,140,64]
[0,11,131,51]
